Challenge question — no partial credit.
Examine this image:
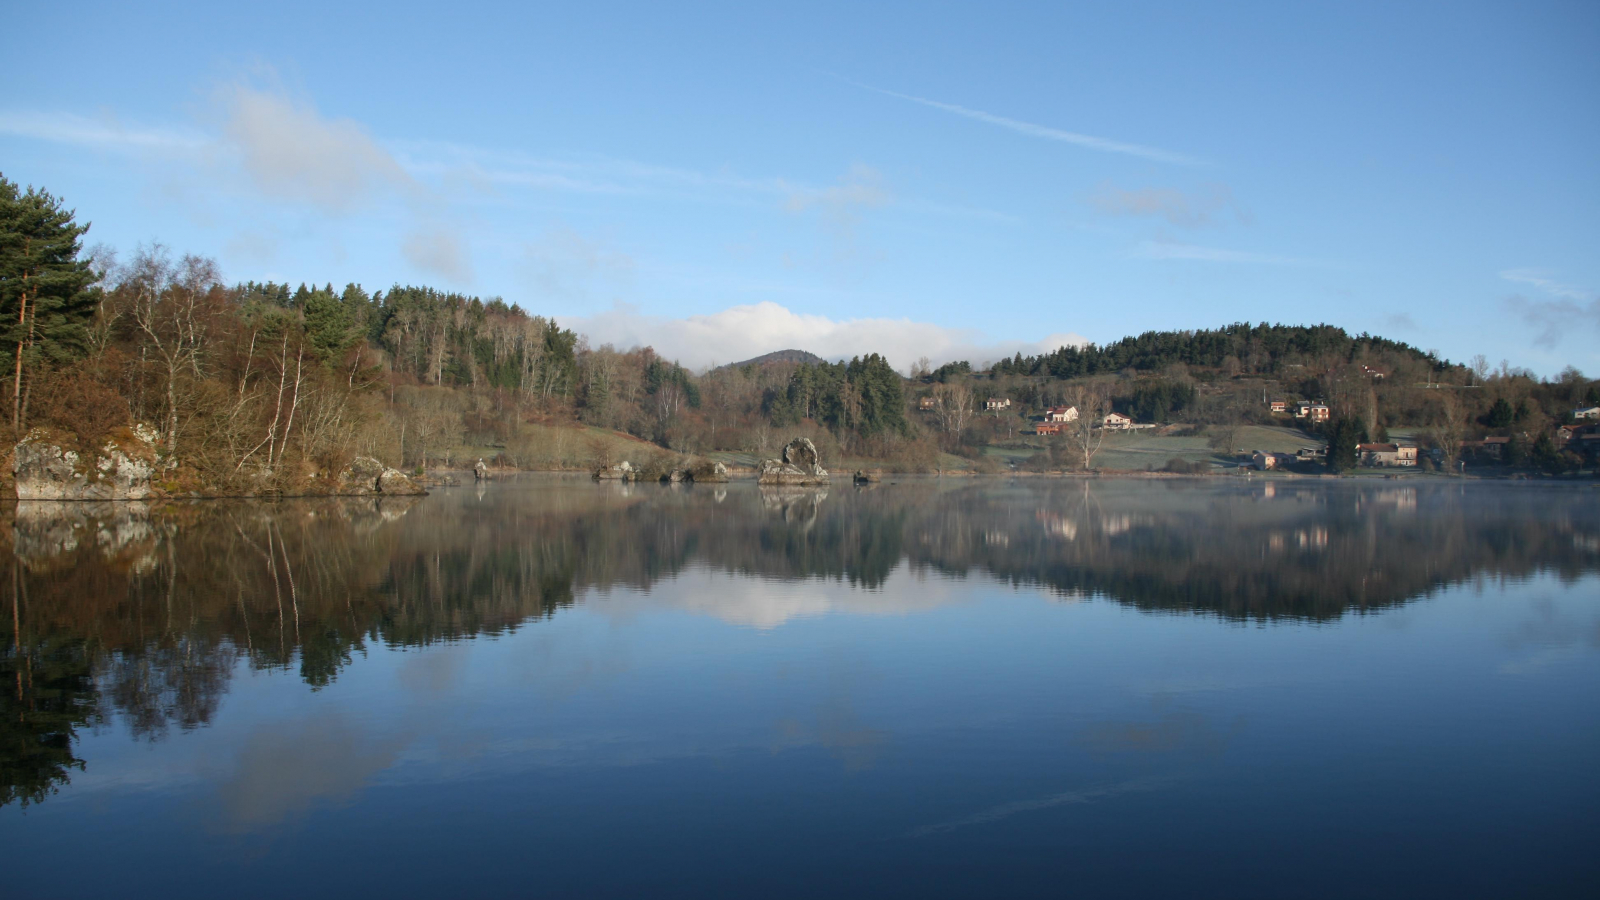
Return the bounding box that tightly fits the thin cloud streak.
[1499,269,1600,348]
[0,110,204,151]
[1132,240,1326,267]
[847,79,1201,166]
[1500,268,1593,302]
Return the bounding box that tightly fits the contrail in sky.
[844,78,1203,166]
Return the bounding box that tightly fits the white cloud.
[566,299,1086,372]
[850,80,1200,165]
[783,163,890,216]
[1500,269,1600,348]
[521,227,635,297]
[402,228,472,283]
[1132,239,1324,266]
[1500,269,1593,302]
[216,83,416,215]
[1089,182,1240,228]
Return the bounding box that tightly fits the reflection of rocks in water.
[336,496,424,534]
[760,487,828,527]
[13,500,156,568]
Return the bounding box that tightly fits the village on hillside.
[908,369,1600,476]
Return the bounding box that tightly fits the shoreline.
[5,467,1595,503]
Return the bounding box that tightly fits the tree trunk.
[11,286,26,431]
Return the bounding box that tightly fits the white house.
[1357,443,1418,467]
[1044,406,1078,423]
[1572,406,1600,421]
[1103,412,1134,430]
[985,398,1012,411]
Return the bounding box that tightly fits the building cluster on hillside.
[1459,414,1600,464]
[1268,399,1331,423]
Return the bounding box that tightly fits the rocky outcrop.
[378,467,426,495]
[595,461,635,481]
[690,460,731,483]
[14,425,160,500]
[336,456,387,495]
[336,456,426,496]
[757,438,830,485]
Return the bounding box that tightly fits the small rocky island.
[758,438,830,486]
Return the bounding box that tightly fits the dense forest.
[2,173,1598,488]
[989,323,1445,379]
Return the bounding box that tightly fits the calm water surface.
[3,477,1597,898]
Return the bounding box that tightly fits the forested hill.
[723,349,827,369]
[989,323,1454,379]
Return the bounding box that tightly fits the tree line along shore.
[3,173,1598,498]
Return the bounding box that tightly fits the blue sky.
[3,1,1596,373]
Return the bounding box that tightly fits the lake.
[2,477,1597,898]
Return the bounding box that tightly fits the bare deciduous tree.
[1064,382,1112,470]
[125,246,222,452]
[932,381,974,435]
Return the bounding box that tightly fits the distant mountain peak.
[721,349,828,369]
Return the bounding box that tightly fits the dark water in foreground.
[2,477,1597,898]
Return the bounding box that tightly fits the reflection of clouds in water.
[588,562,1000,629]
[771,654,888,772]
[1080,710,1243,757]
[395,642,471,693]
[1496,592,1600,674]
[1498,645,1592,676]
[210,711,409,832]
[908,777,1173,838]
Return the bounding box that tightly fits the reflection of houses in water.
[1269,527,1328,554]
[1035,510,1078,541]
[1100,514,1135,536]
[983,529,1010,547]
[1373,488,1416,511]
[1298,527,1328,550]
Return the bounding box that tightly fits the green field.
[981,424,1325,472]
[1096,425,1321,470]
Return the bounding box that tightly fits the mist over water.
[4,478,1598,898]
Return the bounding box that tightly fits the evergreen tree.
[303,285,359,362]
[0,175,98,429]
[1326,418,1362,472]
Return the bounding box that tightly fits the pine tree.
[1326,418,1362,472]
[0,175,98,429]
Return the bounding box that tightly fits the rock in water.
[474,459,489,481]
[377,467,426,495]
[337,457,425,495]
[757,438,830,485]
[337,456,387,495]
[783,438,820,469]
[690,460,731,483]
[594,461,634,481]
[14,426,159,500]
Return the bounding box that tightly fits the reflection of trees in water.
[1,636,96,808]
[3,479,1598,806]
